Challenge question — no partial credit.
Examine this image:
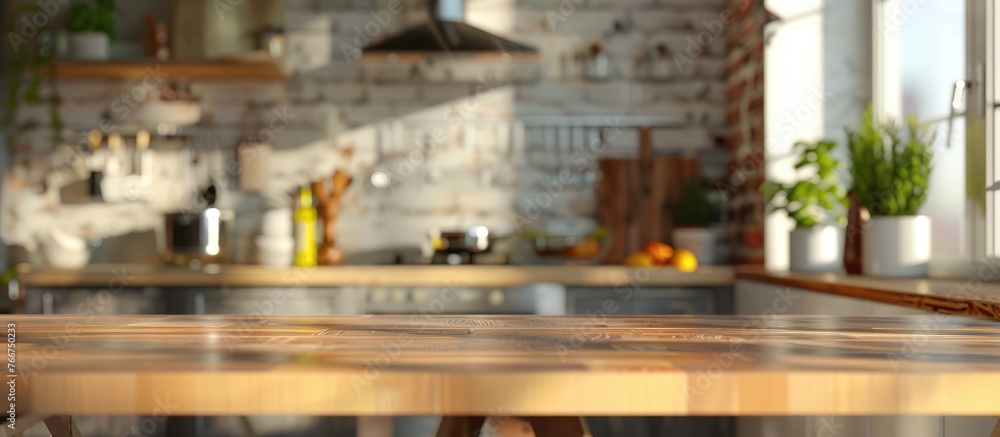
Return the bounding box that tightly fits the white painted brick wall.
[2,0,731,258]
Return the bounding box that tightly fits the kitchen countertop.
[21,264,1000,320]
[17,264,736,288]
[737,265,1000,319]
[11,314,1000,416]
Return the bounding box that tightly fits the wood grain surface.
[17,264,735,288]
[7,314,1000,416]
[738,265,1000,319]
[53,61,286,80]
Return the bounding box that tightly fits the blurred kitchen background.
[2,0,986,436]
[1,1,763,435]
[0,0,759,271]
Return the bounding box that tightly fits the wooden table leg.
[238,416,259,437]
[525,417,591,437]
[473,416,592,437]
[357,416,393,437]
[43,415,83,437]
[990,417,1000,437]
[435,416,486,437]
[483,417,534,436]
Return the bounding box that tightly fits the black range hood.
[361,0,537,60]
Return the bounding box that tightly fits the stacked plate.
[256,208,294,267]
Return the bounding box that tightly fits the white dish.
[41,228,91,269]
[134,100,202,128]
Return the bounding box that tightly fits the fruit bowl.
[524,228,611,265]
[624,243,699,272]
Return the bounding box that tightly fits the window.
[987,0,1000,258]
[873,0,992,265]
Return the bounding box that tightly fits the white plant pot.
[69,31,110,60]
[672,226,723,265]
[862,215,931,277]
[789,225,844,272]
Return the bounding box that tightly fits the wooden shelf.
[18,264,736,288]
[53,60,286,80]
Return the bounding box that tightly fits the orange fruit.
[669,249,698,272]
[624,251,656,267]
[568,238,600,259]
[644,242,674,266]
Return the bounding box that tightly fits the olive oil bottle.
[293,187,318,267]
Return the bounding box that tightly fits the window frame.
[872,0,994,269]
[984,0,999,259]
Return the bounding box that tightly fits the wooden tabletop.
[17,264,735,288]
[9,314,1000,417]
[737,266,1000,320]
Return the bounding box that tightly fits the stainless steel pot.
[161,208,233,266]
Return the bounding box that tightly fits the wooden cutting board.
[598,128,703,263]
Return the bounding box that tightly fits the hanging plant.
[3,4,63,150]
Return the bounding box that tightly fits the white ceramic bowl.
[134,100,202,128]
[41,229,91,269]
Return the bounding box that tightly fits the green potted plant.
[761,140,848,272]
[67,0,116,60]
[671,178,723,265]
[847,106,934,277]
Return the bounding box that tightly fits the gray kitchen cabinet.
[568,286,734,437]
[735,280,998,437]
[20,287,166,315]
[567,287,733,316]
[171,286,362,315]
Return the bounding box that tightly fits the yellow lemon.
[624,251,656,268]
[670,249,699,272]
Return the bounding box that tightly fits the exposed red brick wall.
[725,0,773,265]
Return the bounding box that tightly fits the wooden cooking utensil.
[313,169,353,265]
